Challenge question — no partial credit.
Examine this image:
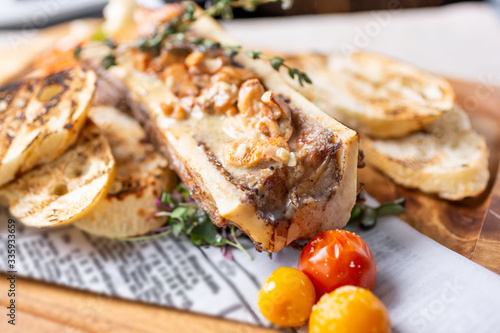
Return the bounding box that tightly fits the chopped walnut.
[223,137,291,168]
[237,79,266,118]
[172,96,195,120]
[163,63,199,97]
[185,51,229,75]
[185,51,204,68]
[212,66,257,86]
[160,96,193,120]
[261,91,293,140]
[186,51,230,89]
[190,73,212,89]
[197,81,238,115]
[148,49,188,73]
[235,79,293,140]
[131,49,153,72]
[264,146,297,167]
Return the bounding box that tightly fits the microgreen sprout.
[122,183,252,260]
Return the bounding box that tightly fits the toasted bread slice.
[0,121,115,227]
[283,52,455,138]
[0,67,97,186]
[74,105,177,238]
[361,106,489,200]
[90,6,359,252]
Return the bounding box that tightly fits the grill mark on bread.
[0,121,115,227]
[0,68,96,186]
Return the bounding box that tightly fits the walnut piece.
[163,63,199,97]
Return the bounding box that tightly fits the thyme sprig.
[138,30,312,86]
[349,198,406,230]
[123,183,252,260]
[135,3,197,55]
[101,53,116,69]
[244,50,312,86]
[132,1,310,86]
[205,0,293,20]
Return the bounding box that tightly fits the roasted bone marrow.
[82,6,359,252]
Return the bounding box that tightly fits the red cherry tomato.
[298,230,377,298]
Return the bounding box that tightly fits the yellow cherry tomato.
[258,267,316,327]
[309,286,391,333]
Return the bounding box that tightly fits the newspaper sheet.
[1,196,500,332]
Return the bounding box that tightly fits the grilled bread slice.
[0,67,97,186]
[90,6,359,252]
[0,121,115,227]
[283,52,455,138]
[74,105,177,238]
[362,106,489,200]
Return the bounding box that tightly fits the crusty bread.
[283,52,455,138]
[74,105,177,238]
[95,9,360,252]
[282,52,489,200]
[361,106,489,200]
[0,121,115,227]
[0,67,96,187]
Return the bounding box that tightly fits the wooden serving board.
[1,20,500,333]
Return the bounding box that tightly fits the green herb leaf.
[136,36,148,51]
[73,45,82,59]
[207,0,290,19]
[225,45,242,58]
[174,183,191,199]
[161,191,172,205]
[171,207,188,221]
[105,38,117,49]
[348,197,406,230]
[269,56,285,71]
[375,198,406,217]
[201,39,221,50]
[130,183,253,260]
[101,54,116,69]
[183,3,195,21]
[301,73,312,84]
[172,222,183,236]
[245,50,262,59]
[190,219,219,246]
[360,207,377,229]
[349,204,363,222]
